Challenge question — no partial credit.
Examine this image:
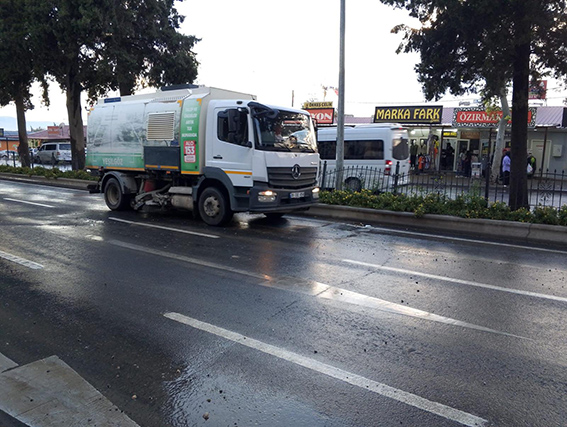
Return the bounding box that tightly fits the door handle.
[213,155,223,159]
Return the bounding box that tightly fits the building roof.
[1,131,19,140]
[344,116,374,125]
[532,106,566,127]
[28,125,72,140]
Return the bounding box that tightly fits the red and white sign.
[306,108,334,125]
[529,80,547,100]
[452,108,537,128]
[183,140,196,163]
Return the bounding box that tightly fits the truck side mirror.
[227,109,241,134]
[220,108,249,145]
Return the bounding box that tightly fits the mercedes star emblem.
[291,164,301,179]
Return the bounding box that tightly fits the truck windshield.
[253,110,317,153]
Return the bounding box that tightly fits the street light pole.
[335,0,346,190]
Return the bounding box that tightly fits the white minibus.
[317,124,410,191]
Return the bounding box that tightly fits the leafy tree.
[0,0,40,167]
[27,0,106,170]
[488,91,511,180]
[94,0,200,98]
[30,0,199,170]
[381,0,567,210]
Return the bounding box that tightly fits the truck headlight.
[312,187,320,199]
[258,190,277,203]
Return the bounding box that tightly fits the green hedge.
[320,189,567,226]
[0,165,97,181]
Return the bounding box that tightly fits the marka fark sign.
[374,106,443,124]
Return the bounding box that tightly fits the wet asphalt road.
[1,180,567,427]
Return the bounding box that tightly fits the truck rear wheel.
[104,177,131,211]
[198,186,233,226]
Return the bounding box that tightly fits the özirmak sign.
[452,107,537,128]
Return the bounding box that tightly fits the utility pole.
[335,0,346,190]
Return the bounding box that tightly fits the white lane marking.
[109,217,219,239]
[355,224,567,255]
[0,250,43,270]
[290,215,567,255]
[164,312,488,427]
[344,259,567,304]
[3,197,54,208]
[110,240,521,338]
[109,239,266,279]
[314,284,527,339]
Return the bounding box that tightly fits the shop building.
[345,106,567,173]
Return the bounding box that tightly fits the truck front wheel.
[198,187,233,226]
[104,177,131,211]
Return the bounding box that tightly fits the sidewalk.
[0,354,139,427]
[2,173,567,247]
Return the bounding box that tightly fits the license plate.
[290,191,305,199]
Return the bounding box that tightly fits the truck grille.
[267,166,318,189]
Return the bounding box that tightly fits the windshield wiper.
[274,143,293,152]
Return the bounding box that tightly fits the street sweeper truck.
[86,85,320,225]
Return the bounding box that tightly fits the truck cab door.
[207,107,254,188]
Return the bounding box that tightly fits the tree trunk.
[65,76,85,170]
[118,74,135,97]
[508,41,530,210]
[14,92,31,168]
[491,89,511,181]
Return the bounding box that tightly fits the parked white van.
[36,142,72,164]
[317,124,410,191]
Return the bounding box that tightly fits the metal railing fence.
[319,161,566,209]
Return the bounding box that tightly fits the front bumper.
[248,184,319,213]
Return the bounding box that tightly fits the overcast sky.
[1,0,565,126]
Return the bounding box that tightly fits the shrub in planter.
[558,205,567,226]
[532,206,559,225]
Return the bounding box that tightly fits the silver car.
[0,150,18,159]
[36,142,72,164]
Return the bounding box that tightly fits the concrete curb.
[2,173,566,246]
[302,204,567,246]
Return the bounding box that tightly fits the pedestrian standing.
[463,151,472,177]
[445,143,455,171]
[417,154,425,175]
[502,151,511,187]
[410,142,418,170]
[527,151,536,177]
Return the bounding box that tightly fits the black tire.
[344,177,362,192]
[264,212,285,219]
[104,177,131,211]
[198,186,233,226]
